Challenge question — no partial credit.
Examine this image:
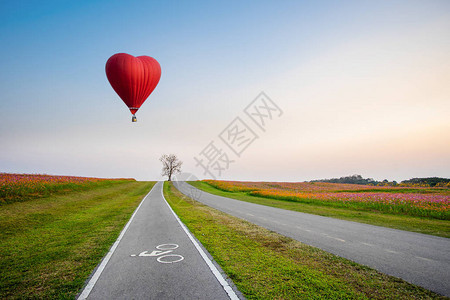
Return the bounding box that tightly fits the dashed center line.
[320,233,346,242]
[332,237,346,243]
[416,256,433,262]
[272,220,286,225]
[246,213,255,217]
[361,242,374,247]
[384,249,399,254]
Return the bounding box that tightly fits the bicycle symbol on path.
[130,244,184,264]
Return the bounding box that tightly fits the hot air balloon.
[105,53,161,122]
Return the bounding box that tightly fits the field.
[192,180,450,238]
[1,174,447,298]
[0,173,154,299]
[0,172,134,205]
[164,182,443,299]
[203,180,449,220]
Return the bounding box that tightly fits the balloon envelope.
[105,53,161,115]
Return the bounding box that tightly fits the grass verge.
[190,181,450,238]
[0,180,155,299]
[164,182,445,299]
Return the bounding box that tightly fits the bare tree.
[159,154,182,181]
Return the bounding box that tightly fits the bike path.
[78,181,238,300]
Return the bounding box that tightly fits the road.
[174,181,450,297]
[77,182,240,300]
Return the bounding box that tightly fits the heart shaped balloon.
[105,53,161,121]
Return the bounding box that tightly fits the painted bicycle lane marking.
[130,244,184,264]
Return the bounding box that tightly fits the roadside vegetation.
[164,182,444,299]
[0,173,154,299]
[190,181,450,238]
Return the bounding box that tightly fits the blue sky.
[1,0,449,181]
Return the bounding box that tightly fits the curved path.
[174,181,450,297]
[78,182,240,300]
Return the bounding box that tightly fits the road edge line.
[77,183,157,300]
[161,182,240,300]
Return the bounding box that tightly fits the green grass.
[190,181,450,238]
[0,174,136,205]
[0,180,155,299]
[164,182,445,299]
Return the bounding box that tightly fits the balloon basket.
[132,115,137,122]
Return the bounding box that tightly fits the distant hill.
[311,175,377,185]
[401,177,450,187]
[311,175,450,187]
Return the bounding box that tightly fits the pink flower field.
[204,180,450,220]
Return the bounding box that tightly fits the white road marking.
[246,213,255,217]
[157,254,184,264]
[161,183,240,300]
[296,226,312,233]
[319,233,346,242]
[132,244,184,263]
[272,220,287,226]
[139,250,173,257]
[361,242,374,247]
[77,184,157,300]
[416,256,433,262]
[156,244,179,250]
[296,227,343,241]
[331,237,346,242]
[385,249,399,254]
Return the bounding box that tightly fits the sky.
[0,0,449,182]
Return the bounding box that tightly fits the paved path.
[174,181,450,297]
[78,181,239,300]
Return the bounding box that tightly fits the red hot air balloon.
[105,53,161,122]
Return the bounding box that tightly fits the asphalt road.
[174,181,450,297]
[78,181,239,300]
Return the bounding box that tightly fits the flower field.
[0,173,134,205]
[203,180,450,220]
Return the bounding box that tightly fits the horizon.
[1,1,449,182]
[2,171,448,184]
